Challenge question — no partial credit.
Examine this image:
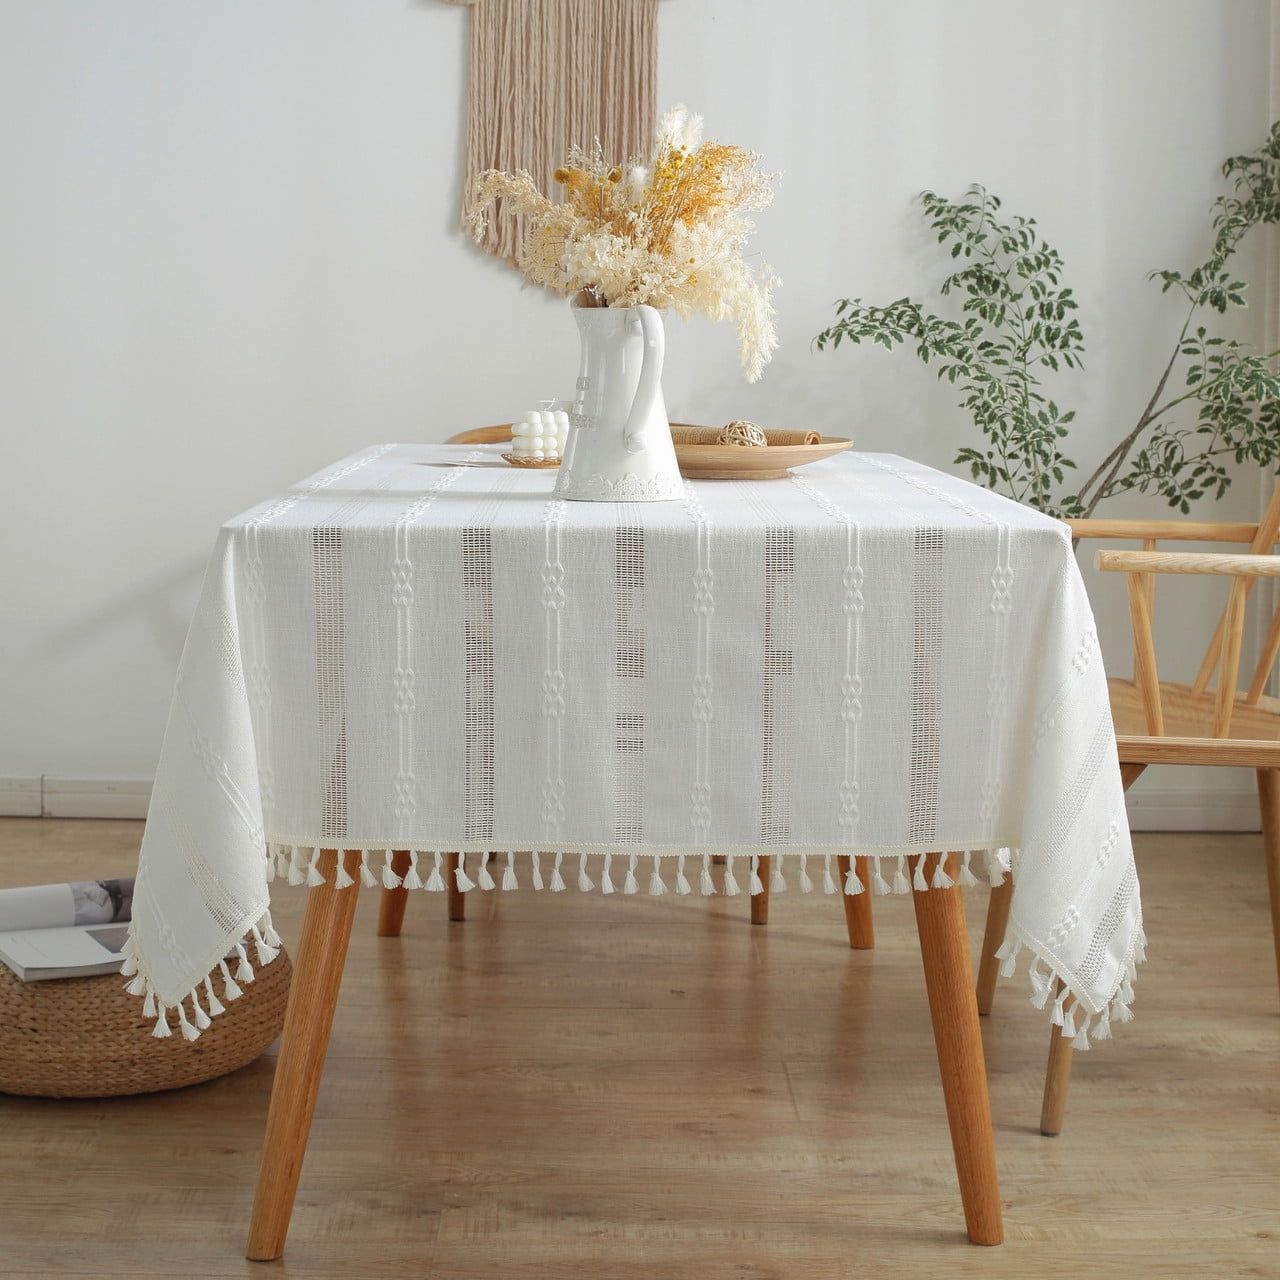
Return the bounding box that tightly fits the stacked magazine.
[0,877,135,981]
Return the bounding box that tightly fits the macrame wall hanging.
[442,0,660,267]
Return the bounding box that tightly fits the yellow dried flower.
[465,108,778,381]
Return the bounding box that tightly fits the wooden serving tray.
[674,436,854,480]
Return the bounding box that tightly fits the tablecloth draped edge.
[119,844,1145,1052]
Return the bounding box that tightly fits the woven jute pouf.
[0,950,291,1098]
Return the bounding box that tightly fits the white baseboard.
[1125,787,1259,833]
[0,776,152,820]
[0,777,41,817]
[0,776,1260,830]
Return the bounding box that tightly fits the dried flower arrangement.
[467,106,779,381]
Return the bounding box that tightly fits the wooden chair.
[978,495,1280,1135]
[376,426,875,951]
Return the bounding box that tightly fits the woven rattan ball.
[718,419,768,447]
[0,950,291,1098]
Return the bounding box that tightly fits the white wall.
[0,1,1272,822]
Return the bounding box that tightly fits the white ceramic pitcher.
[554,302,684,503]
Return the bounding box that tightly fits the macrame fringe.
[122,907,286,1045]
[457,0,658,269]
[126,846,1145,1054]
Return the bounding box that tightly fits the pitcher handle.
[624,305,664,454]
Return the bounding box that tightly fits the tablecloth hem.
[1000,915,1146,1051]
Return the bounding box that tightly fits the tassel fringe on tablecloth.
[119,845,1144,1055]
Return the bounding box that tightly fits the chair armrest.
[1068,518,1263,544]
[1096,549,1280,577]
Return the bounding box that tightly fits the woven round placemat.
[0,950,291,1098]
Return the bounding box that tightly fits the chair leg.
[751,856,771,925]
[1255,768,1280,1005]
[376,850,413,937]
[1039,981,1075,1137]
[246,850,361,1261]
[975,879,1013,1016]
[447,853,466,922]
[836,855,875,949]
[910,853,1003,1245]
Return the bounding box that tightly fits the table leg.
[836,855,875,949]
[447,853,466,922]
[376,850,413,937]
[751,856,771,925]
[1040,980,1075,1137]
[246,849,361,1262]
[910,852,1003,1246]
[975,879,1013,1016]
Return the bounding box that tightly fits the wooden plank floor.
[1,819,1277,1279]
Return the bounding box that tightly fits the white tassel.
[1051,985,1069,1027]
[235,943,255,985]
[798,854,813,894]
[931,855,955,890]
[266,846,276,883]
[985,850,1006,888]
[912,856,930,892]
[997,939,1021,979]
[192,992,212,1031]
[219,959,243,1001]
[649,856,667,896]
[334,853,355,889]
[120,952,139,978]
[872,859,892,896]
[1026,959,1049,1003]
[1073,1017,1092,1051]
[844,861,864,896]
[261,918,282,948]
[477,855,496,891]
[1134,925,1148,964]
[1120,978,1135,1005]
[402,851,424,890]
[624,853,639,895]
[143,989,157,1019]
[176,1001,200,1042]
[426,852,446,892]
[502,852,518,891]
[124,973,147,997]
[204,975,225,1018]
[601,853,615,895]
[576,852,594,893]
[275,847,291,881]
[770,857,786,893]
[1092,1010,1112,1041]
[287,847,306,887]
[749,855,765,897]
[892,855,909,895]
[700,854,715,896]
[359,849,377,888]
[152,1004,172,1038]
[532,851,544,891]
[723,856,740,897]
[823,854,837,895]
[957,851,979,888]
[1111,999,1134,1024]
[675,855,692,896]
[251,926,278,967]
[381,851,403,890]
[306,847,325,887]
[549,851,566,892]
[455,855,476,893]
[1061,1000,1077,1039]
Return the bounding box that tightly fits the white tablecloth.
[124,444,1142,1048]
